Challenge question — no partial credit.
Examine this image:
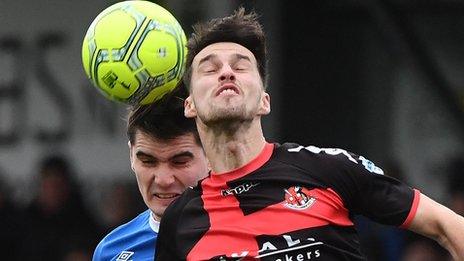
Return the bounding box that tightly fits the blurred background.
[0,0,463,260]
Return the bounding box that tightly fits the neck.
[197,118,266,174]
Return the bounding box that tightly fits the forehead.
[133,131,201,156]
[193,42,257,65]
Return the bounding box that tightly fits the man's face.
[185,42,270,124]
[129,131,208,221]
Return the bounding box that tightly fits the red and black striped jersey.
[155,142,420,261]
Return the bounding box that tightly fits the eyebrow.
[198,54,217,67]
[171,151,195,159]
[136,151,155,159]
[135,150,194,160]
[197,53,251,66]
[233,53,251,63]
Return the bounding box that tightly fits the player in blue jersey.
[93,86,209,261]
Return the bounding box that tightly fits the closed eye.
[172,159,189,166]
[141,159,155,164]
[171,152,194,167]
[233,59,252,71]
[198,62,218,74]
[205,68,217,73]
[136,151,157,165]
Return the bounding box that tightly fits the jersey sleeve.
[346,167,420,228]
[290,145,420,227]
[325,149,420,227]
[92,238,111,261]
[92,243,103,261]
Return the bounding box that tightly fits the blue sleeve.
[92,241,104,261]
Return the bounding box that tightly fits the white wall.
[0,0,133,193]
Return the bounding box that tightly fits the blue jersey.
[93,209,159,261]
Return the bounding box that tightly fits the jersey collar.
[209,142,274,184]
[149,211,160,233]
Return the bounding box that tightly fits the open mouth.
[154,193,179,199]
[216,84,240,96]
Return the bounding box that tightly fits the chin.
[207,108,249,121]
[151,206,166,217]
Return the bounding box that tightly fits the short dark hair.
[127,84,201,146]
[183,7,268,89]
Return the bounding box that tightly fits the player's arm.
[408,193,464,260]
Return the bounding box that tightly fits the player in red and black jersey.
[155,8,464,261]
[158,142,420,260]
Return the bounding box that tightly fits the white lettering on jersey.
[259,242,278,253]
[233,235,324,260]
[284,235,301,247]
[288,145,384,175]
[231,251,249,257]
[221,182,260,196]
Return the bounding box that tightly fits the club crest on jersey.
[221,182,259,196]
[284,186,316,210]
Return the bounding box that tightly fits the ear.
[258,91,271,115]
[184,95,197,118]
[128,141,135,173]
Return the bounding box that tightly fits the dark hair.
[126,83,201,146]
[183,7,268,89]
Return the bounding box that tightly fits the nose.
[219,65,236,82]
[154,167,175,187]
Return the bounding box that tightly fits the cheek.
[192,76,214,94]
[173,152,208,186]
[252,77,264,92]
[176,166,206,187]
[133,166,151,186]
[176,171,198,187]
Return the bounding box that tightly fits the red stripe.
[400,189,421,228]
[187,181,259,260]
[188,143,275,260]
[208,143,274,185]
[187,187,352,260]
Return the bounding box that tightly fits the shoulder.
[274,142,384,175]
[275,142,356,162]
[159,183,206,234]
[164,186,202,218]
[272,142,353,171]
[93,210,153,260]
[106,209,151,237]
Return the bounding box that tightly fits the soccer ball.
[82,0,187,105]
